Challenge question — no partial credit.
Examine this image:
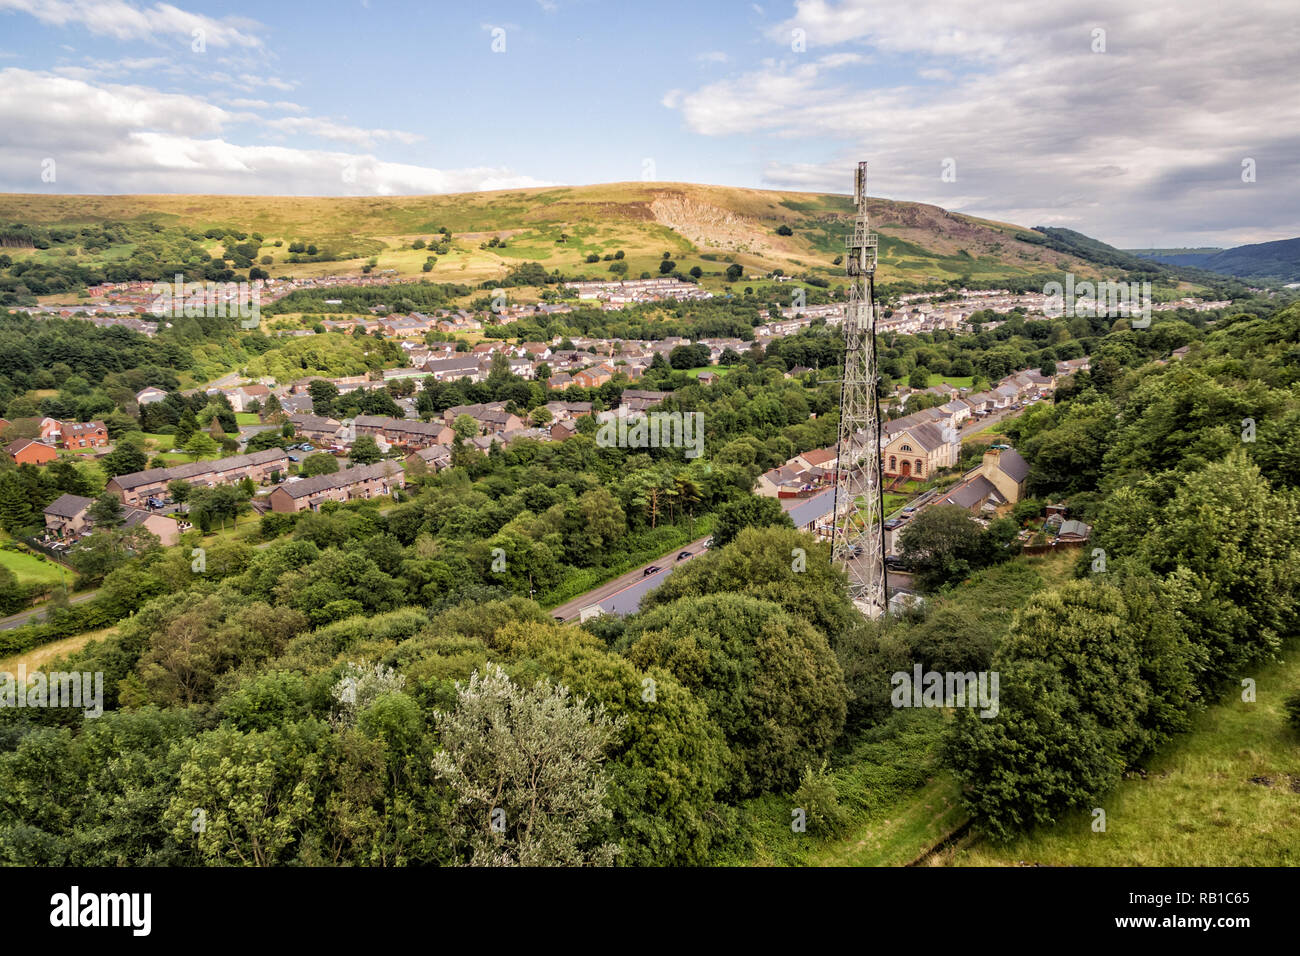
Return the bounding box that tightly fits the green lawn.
[684,365,734,379]
[927,373,974,388]
[235,413,261,426]
[883,493,910,515]
[0,546,68,588]
[952,644,1300,866]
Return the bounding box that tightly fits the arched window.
[889,456,897,470]
[915,459,924,474]
[900,443,913,452]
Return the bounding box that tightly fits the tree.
[183,432,220,462]
[168,480,191,507]
[776,224,793,236]
[944,580,1149,841]
[711,494,792,548]
[88,492,124,527]
[689,266,703,279]
[452,414,478,440]
[167,722,324,866]
[504,621,732,865]
[301,453,339,477]
[658,259,676,274]
[101,440,148,478]
[308,380,339,416]
[725,263,744,282]
[68,525,159,585]
[625,593,847,795]
[433,665,622,866]
[898,505,988,591]
[642,525,855,638]
[909,366,931,389]
[349,435,382,465]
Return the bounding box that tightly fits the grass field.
[927,373,974,388]
[0,625,116,674]
[235,413,261,426]
[684,365,735,378]
[0,181,1104,290]
[0,545,67,588]
[949,645,1300,867]
[883,493,910,514]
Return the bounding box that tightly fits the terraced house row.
[105,448,291,506]
[267,461,405,512]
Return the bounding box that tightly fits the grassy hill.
[0,182,1109,291]
[943,644,1300,867]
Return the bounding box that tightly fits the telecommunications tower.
[830,161,887,619]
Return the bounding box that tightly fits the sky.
[0,0,1297,248]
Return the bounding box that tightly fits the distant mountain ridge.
[1128,237,1300,282]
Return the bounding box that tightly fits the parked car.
[643,565,662,576]
[677,550,692,561]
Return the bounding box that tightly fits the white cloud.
[0,0,263,49]
[667,0,1300,245]
[0,68,549,195]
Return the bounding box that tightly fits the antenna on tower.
[831,161,887,619]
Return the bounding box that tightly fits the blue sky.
[1,0,1297,248]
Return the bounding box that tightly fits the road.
[550,534,712,621]
[0,588,100,631]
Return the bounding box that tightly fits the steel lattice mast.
[831,161,887,619]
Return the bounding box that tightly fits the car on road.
[643,565,662,576]
[676,550,692,561]
[553,615,565,623]
[703,537,714,549]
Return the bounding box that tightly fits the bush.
[1285,689,1300,733]
[793,761,850,835]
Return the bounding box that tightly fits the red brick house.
[572,364,615,389]
[7,438,57,466]
[39,418,109,449]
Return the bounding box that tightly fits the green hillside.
[0,182,1112,297]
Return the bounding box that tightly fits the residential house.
[43,493,94,537]
[106,448,290,506]
[424,356,486,383]
[792,447,837,472]
[572,363,615,389]
[122,508,182,546]
[40,419,109,449]
[353,415,455,450]
[268,461,406,513]
[618,389,668,416]
[289,413,345,444]
[7,438,57,466]
[441,403,523,436]
[405,444,452,472]
[980,446,1029,504]
[136,386,168,405]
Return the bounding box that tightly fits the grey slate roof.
[44,493,94,518]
